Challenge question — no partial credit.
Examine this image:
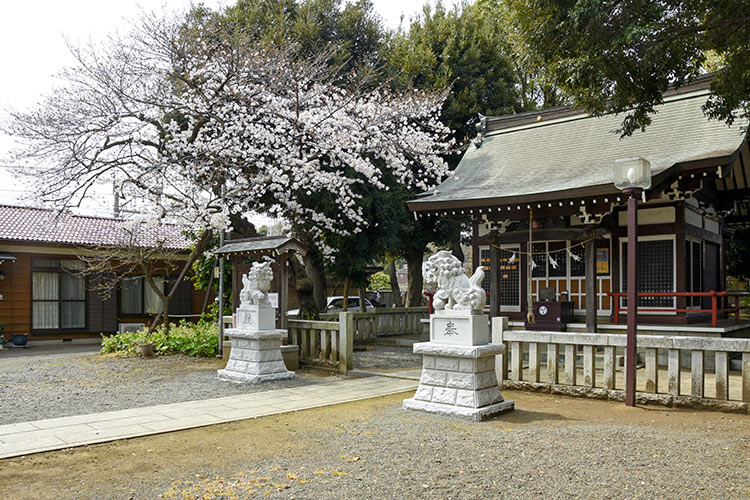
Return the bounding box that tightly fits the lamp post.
[614,157,651,407]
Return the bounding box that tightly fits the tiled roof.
[215,236,307,256]
[0,205,190,251]
[410,88,749,209]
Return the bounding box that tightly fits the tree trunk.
[143,265,169,331]
[288,255,318,319]
[303,251,327,312]
[342,279,350,311]
[149,229,213,331]
[200,269,215,315]
[450,238,464,264]
[388,261,403,307]
[358,286,366,312]
[228,213,258,239]
[405,247,425,307]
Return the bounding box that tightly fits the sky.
[0,0,452,215]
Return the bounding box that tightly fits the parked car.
[287,296,375,317]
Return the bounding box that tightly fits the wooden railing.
[608,291,750,327]
[492,317,750,411]
[320,307,428,342]
[287,314,352,374]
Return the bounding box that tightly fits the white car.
[287,296,375,317]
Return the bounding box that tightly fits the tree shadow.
[488,408,571,425]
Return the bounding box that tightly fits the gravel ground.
[2,391,748,500]
[0,346,336,425]
[353,344,422,370]
[157,398,750,500]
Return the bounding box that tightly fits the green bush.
[101,320,219,357]
[368,271,391,290]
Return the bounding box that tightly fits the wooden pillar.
[489,241,500,318]
[230,255,240,316]
[675,203,686,314]
[520,243,528,320]
[585,239,597,332]
[471,220,480,273]
[279,252,289,330]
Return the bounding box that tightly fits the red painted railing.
[607,291,750,328]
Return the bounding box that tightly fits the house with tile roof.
[409,76,750,335]
[0,205,208,343]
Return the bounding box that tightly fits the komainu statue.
[239,261,274,307]
[423,250,486,312]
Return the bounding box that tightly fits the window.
[32,259,86,330]
[548,242,567,277]
[531,243,547,278]
[120,276,165,315]
[685,240,703,307]
[621,239,674,308]
[480,246,521,307]
[569,243,586,277]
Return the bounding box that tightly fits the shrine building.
[408,76,750,335]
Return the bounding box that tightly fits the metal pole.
[112,180,120,218]
[217,228,225,358]
[625,188,640,406]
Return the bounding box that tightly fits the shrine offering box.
[524,301,573,331]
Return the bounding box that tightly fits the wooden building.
[408,77,750,332]
[0,205,206,343]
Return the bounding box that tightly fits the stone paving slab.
[0,376,417,460]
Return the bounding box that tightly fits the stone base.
[403,398,514,422]
[404,342,514,421]
[217,369,296,384]
[218,328,295,384]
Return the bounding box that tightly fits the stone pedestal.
[430,310,488,346]
[236,303,276,331]
[217,329,295,384]
[403,342,514,421]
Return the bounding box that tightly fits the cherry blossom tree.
[4,9,453,307]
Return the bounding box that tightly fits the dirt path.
[1,389,748,499]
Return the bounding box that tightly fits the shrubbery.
[101,320,219,357]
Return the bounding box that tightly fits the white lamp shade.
[614,157,652,190]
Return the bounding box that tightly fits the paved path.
[0,375,417,460]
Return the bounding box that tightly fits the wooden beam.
[479,226,606,246]
[585,239,597,333]
[489,244,500,318]
[685,224,723,245]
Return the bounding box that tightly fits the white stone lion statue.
[239,261,274,307]
[423,250,486,312]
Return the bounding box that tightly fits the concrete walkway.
[0,375,418,460]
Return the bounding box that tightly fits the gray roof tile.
[0,205,189,251]
[411,90,748,208]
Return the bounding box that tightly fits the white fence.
[492,318,750,412]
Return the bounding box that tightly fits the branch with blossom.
[4,8,454,258]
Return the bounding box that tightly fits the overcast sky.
[0,0,451,213]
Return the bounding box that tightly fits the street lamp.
[614,157,651,407]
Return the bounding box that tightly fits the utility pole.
[113,179,121,218]
[217,183,227,358]
[217,228,225,357]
